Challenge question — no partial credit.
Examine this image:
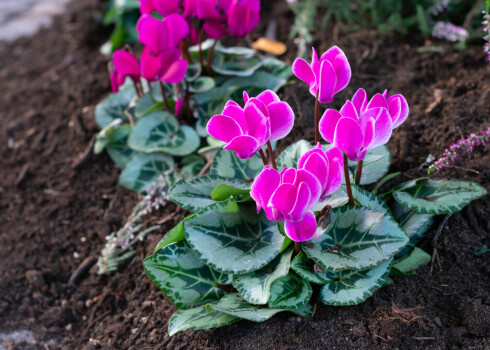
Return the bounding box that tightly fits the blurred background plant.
[287,0,484,57]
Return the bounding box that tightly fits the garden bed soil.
[0,0,489,349]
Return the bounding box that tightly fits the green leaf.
[232,247,294,305]
[210,293,312,323]
[393,247,430,273]
[268,272,312,310]
[128,111,200,156]
[94,119,123,154]
[184,199,285,274]
[351,184,390,213]
[393,180,487,215]
[119,153,174,193]
[106,124,138,168]
[220,70,289,99]
[154,215,195,253]
[95,85,135,128]
[211,184,251,201]
[348,145,390,185]
[185,63,202,82]
[312,186,349,211]
[212,52,264,77]
[169,175,251,212]
[143,241,232,309]
[291,251,335,284]
[211,148,263,180]
[189,77,216,93]
[303,207,408,272]
[319,259,392,306]
[168,304,240,337]
[276,140,313,169]
[134,85,167,118]
[392,200,433,240]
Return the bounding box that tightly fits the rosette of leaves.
[144,139,486,336]
[94,43,292,193]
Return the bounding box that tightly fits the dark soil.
[0,0,488,349]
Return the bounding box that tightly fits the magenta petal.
[163,14,190,48]
[319,109,343,143]
[284,211,317,242]
[324,146,344,197]
[223,105,248,133]
[224,135,260,159]
[247,98,269,117]
[139,0,156,14]
[294,169,322,206]
[389,94,409,128]
[361,117,375,150]
[292,58,315,86]
[339,100,358,120]
[137,15,163,53]
[366,93,388,110]
[319,45,343,62]
[242,91,250,104]
[153,0,179,15]
[203,21,228,39]
[318,60,336,103]
[387,97,401,126]
[207,115,243,143]
[256,89,280,106]
[140,49,162,81]
[281,168,297,184]
[161,59,188,83]
[250,166,281,219]
[369,108,392,150]
[333,117,364,161]
[332,54,351,94]
[224,100,240,108]
[228,0,260,37]
[113,50,140,77]
[300,151,328,186]
[269,183,297,217]
[352,88,367,115]
[288,182,311,221]
[197,0,220,20]
[268,101,294,141]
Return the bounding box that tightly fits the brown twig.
[68,256,96,286]
[430,214,452,273]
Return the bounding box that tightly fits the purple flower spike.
[227,0,260,38]
[319,96,393,161]
[241,90,295,142]
[292,46,351,103]
[250,166,322,242]
[206,100,271,159]
[297,143,344,200]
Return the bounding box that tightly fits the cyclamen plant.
[144,46,486,336]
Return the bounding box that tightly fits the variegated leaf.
[211,148,263,181]
[268,272,312,310]
[119,153,174,193]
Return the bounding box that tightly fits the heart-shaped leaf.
[210,293,313,323]
[267,272,312,310]
[392,201,434,239]
[312,186,349,211]
[168,304,240,337]
[143,241,232,309]
[276,140,314,169]
[348,145,391,185]
[351,184,390,213]
[232,247,293,305]
[290,251,335,284]
[128,111,200,156]
[303,207,408,272]
[119,153,174,193]
[106,124,139,168]
[319,259,392,306]
[95,85,135,128]
[189,77,216,93]
[212,52,264,77]
[393,180,487,215]
[211,148,263,180]
[393,247,431,273]
[169,175,251,212]
[184,199,284,274]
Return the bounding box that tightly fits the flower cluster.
[432,21,469,43]
[427,127,490,174]
[483,2,490,62]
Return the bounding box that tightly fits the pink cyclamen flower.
[112,50,141,91]
[250,166,322,242]
[207,100,270,159]
[297,144,344,201]
[138,0,156,14]
[140,48,188,83]
[351,89,409,129]
[227,0,260,38]
[228,90,295,142]
[152,0,180,16]
[319,92,392,161]
[137,14,189,54]
[292,46,351,103]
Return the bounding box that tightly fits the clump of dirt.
[0,0,488,349]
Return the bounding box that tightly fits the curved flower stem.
[259,149,268,167]
[133,80,142,98]
[343,153,354,205]
[206,39,218,76]
[355,160,363,186]
[314,91,320,144]
[294,242,301,254]
[198,26,205,72]
[266,141,277,170]
[180,39,193,64]
[159,82,170,111]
